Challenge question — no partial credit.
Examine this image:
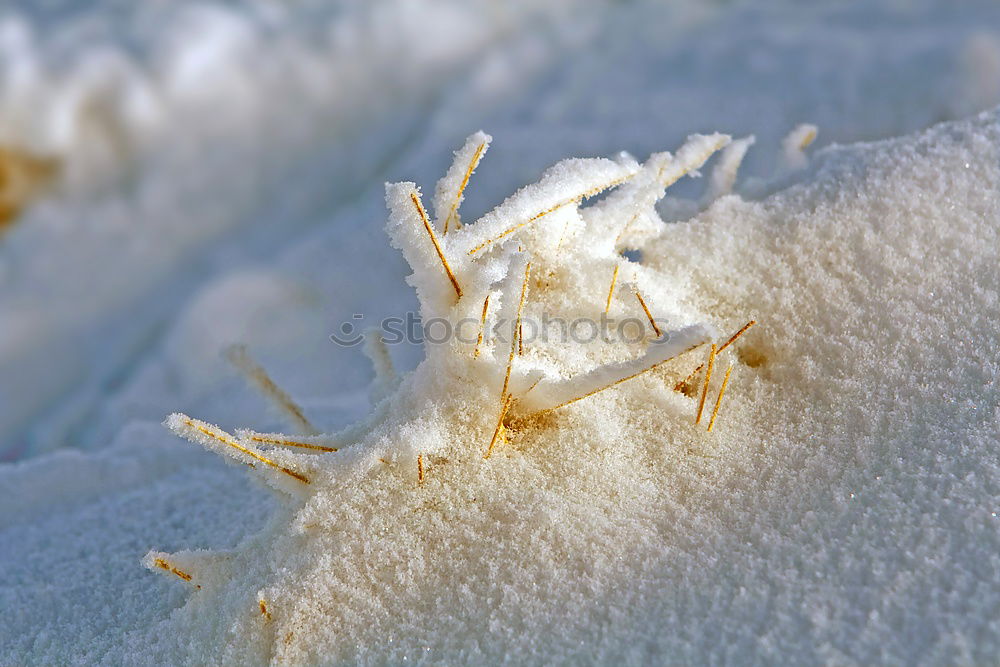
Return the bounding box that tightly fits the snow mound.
[92,109,1000,664]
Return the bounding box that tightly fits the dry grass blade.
[225,345,318,436]
[443,140,487,235]
[635,290,661,337]
[605,265,619,314]
[486,263,531,458]
[675,319,756,392]
[706,364,733,432]
[178,416,310,484]
[474,295,491,358]
[246,433,337,453]
[695,344,716,424]
[411,192,463,298]
[152,558,200,589]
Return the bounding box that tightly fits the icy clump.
[104,109,999,665]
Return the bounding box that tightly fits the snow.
[1,0,1000,665]
[0,0,585,457]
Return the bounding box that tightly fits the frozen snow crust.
[12,110,986,665]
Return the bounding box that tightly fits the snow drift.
[49,109,995,664]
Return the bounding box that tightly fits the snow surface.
[1,1,1000,665]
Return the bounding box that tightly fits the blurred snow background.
[0,0,999,663]
[0,0,589,459]
[2,0,999,461]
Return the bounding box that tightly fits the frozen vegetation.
[1,0,999,664]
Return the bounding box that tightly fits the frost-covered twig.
[702,135,755,204]
[513,324,714,416]
[585,133,731,253]
[164,413,311,492]
[449,157,639,259]
[781,123,818,171]
[433,131,491,235]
